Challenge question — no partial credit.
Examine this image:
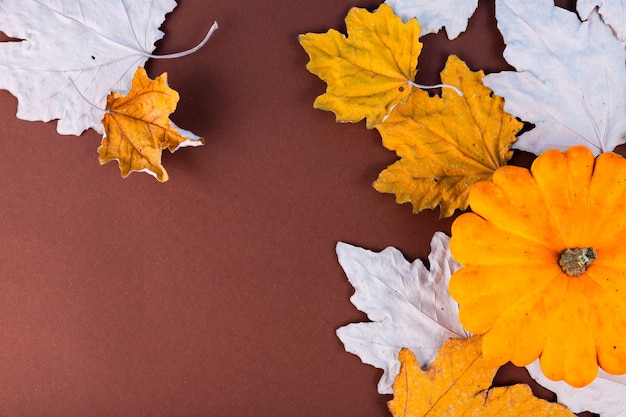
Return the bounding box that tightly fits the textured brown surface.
[0,0,596,416]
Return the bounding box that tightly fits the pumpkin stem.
[559,247,597,276]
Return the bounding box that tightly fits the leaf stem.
[408,80,463,96]
[146,22,218,59]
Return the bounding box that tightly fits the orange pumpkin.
[449,146,626,387]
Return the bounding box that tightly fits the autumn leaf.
[577,0,625,41]
[98,67,204,182]
[384,0,478,39]
[389,336,576,417]
[336,232,468,395]
[374,55,521,218]
[299,4,422,128]
[527,361,626,417]
[483,0,625,155]
[0,0,216,135]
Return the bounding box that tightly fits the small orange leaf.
[98,67,204,182]
[389,336,576,417]
[299,4,422,128]
[374,55,522,217]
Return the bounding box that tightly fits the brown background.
[0,0,598,416]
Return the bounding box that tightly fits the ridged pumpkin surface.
[449,146,626,387]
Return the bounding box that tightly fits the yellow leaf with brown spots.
[389,336,575,417]
[98,67,204,182]
[374,55,521,217]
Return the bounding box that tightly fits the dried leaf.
[384,0,478,39]
[299,4,422,128]
[483,0,626,155]
[335,232,468,395]
[374,55,521,218]
[98,67,203,182]
[527,361,626,417]
[0,0,176,135]
[389,337,576,417]
[577,0,625,41]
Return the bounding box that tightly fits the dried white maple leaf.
[527,361,626,417]
[577,0,626,41]
[384,0,478,39]
[483,0,626,156]
[335,232,469,395]
[0,0,216,135]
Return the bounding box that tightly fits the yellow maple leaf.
[299,4,422,128]
[389,336,575,417]
[374,55,522,218]
[98,67,204,182]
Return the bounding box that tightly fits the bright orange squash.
[449,146,626,387]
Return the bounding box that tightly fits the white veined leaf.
[577,0,626,41]
[527,360,626,417]
[384,0,478,39]
[336,232,469,394]
[483,0,626,156]
[0,0,215,135]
